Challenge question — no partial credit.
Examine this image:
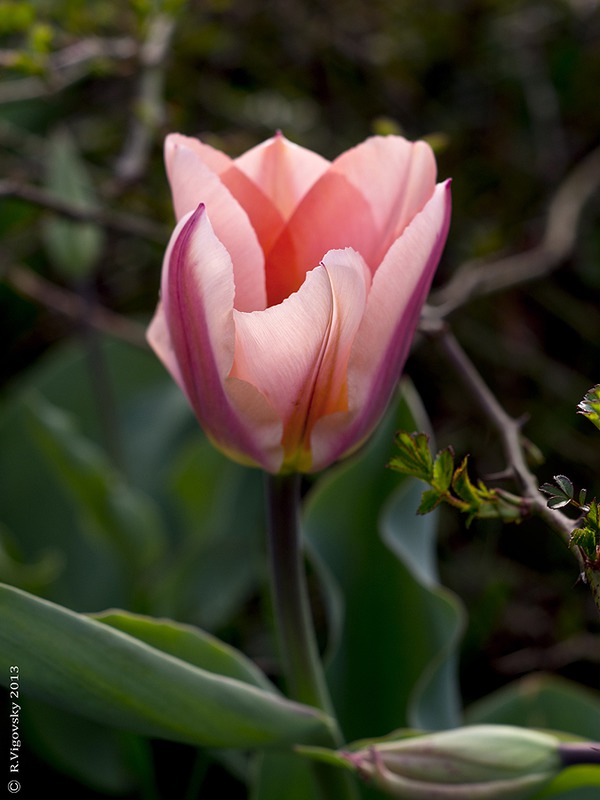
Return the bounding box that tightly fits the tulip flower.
[148,132,451,473]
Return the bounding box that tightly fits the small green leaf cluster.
[577,384,600,433]
[571,499,600,566]
[540,476,600,568]
[538,383,600,569]
[389,431,525,526]
[539,475,587,511]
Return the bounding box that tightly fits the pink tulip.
[148,132,451,473]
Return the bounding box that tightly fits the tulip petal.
[231,249,371,472]
[147,205,283,471]
[164,135,267,312]
[330,136,437,264]
[264,175,377,306]
[310,180,452,472]
[166,134,288,256]
[264,136,435,306]
[234,132,330,219]
[165,133,234,175]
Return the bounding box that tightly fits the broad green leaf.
[252,751,361,800]
[159,437,266,627]
[0,336,180,610]
[536,766,600,799]
[381,480,465,729]
[465,674,600,741]
[43,129,104,281]
[94,609,276,693]
[25,395,165,573]
[251,753,320,800]
[0,583,334,749]
[304,381,465,741]
[0,522,62,593]
[22,699,148,795]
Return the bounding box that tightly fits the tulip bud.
[341,725,561,799]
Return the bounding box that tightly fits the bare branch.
[6,262,148,349]
[0,179,168,243]
[428,321,600,610]
[0,37,137,104]
[114,14,178,186]
[428,144,600,318]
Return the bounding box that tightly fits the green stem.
[265,473,358,800]
[265,473,336,720]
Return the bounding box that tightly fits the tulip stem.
[265,473,359,800]
[265,472,337,723]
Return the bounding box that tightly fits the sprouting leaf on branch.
[390,431,435,484]
[539,475,599,566]
[571,498,600,567]
[539,475,588,511]
[539,474,575,509]
[577,384,600,433]
[389,432,526,526]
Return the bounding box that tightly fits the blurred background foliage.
[1,0,600,797]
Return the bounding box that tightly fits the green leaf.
[0,583,334,749]
[432,447,454,492]
[251,753,320,800]
[94,609,276,693]
[577,385,600,433]
[43,128,104,281]
[0,335,185,611]
[159,437,266,628]
[25,395,165,573]
[570,499,600,562]
[22,699,148,795]
[536,766,600,799]
[389,431,434,483]
[417,488,443,515]
[539,475,577,509]
[381,480,465,729]
[452,457,481,506]
[554,475,575,499]
[0,522,62,593]
[465,673,600,740]
[305,381,465,739]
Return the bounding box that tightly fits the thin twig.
[0,37,137,104]
[428,322,588,562]
[0,179,168,243]
[432,322,600,610]
[114,14,178,186]
[428,144,600,318]
[6,262,148,349]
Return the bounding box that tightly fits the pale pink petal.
[165,133,234,175]
[149,205,282,471]
[234,132,330,219]
[217,167,286,258]
[231,248,371,472]
[147,300,183,390]
[165,134,287,256]
[310,180,452,471]
[164,136,267,312]
[329,136,437,264]
[264,136,437,306]
[264,176,377,306]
